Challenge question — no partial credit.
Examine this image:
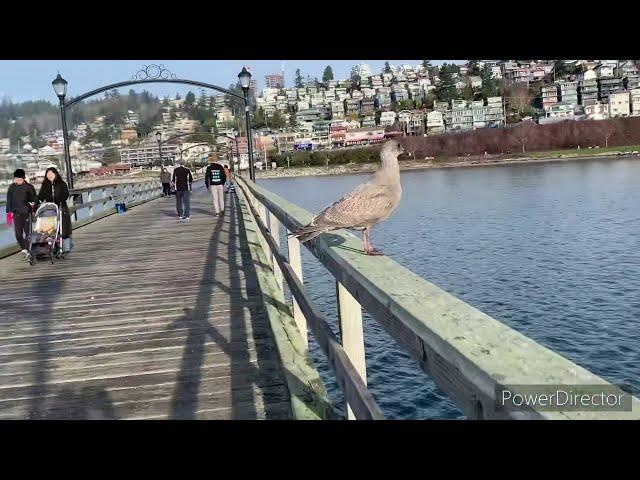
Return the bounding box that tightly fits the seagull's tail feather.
[291,223,331,243]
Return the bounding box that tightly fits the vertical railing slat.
[336,282,367,420]
[287,233,308,346]
[270,215,284,293]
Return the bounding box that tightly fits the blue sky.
[0,60,460,103]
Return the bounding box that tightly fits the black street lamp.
[52,73,74,188]
[238,66,255,182]
[155,131,162,167]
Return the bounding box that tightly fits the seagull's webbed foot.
[362,227,384,256]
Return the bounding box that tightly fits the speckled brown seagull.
[292,139,404,255]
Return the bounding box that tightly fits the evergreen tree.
[271,109,285,129]
[253,107,265,129]
[553,60,569,79]
[434,64,459,104]
[322,65,334,82]
[295,69,303,88]
[462,84,475,101]
[384,61,392,74]
[480,64,498,99]
[184,91,196,108]
[127,90,139,111]
[468,60,480,75]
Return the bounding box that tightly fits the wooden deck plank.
[0,186,292,420]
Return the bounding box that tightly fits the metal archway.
[55,64,255,188]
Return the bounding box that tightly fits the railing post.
[287,232,308,347]
[270,214,284,293]
[337,281,367,420]
[87,189,94,218]
[250,193,271,265]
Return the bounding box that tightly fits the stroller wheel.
[28,254,34,266]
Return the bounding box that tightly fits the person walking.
[204,154,226,217]
[172,160,193,219]
[37,167,73,253]
[223,164,233,193]
[160,168,172,196]
[5,169,37,258]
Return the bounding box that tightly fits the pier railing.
[68,180,162,226]
[237,176,640,420]
[0,180,162,258]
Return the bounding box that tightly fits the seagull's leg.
[363,227,384,256]
[363,228,370,253]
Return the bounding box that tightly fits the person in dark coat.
[160,168,172,196]
[5,168,37,256]
[37,167,73,252]
[171,161,193,219]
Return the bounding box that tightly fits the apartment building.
[558,81,579,106]
[542,85,559,110]
[544,102,575,119]
[426,110,445,134]
[609,91,630,117]
[265,73,284,89]
[379,111,397,127]
[344,127,385,146]
[580,78,599,106]
[120,144,179,166]
[584,102,610,120]
[631,88,640,116]
[599,77,624,101]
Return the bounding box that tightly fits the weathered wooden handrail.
[0,180,163,258]
[238,176,640,420]
[69,181,161,215]
[238,180,384,420]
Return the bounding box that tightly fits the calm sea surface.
[259,157,640,419]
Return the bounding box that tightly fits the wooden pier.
[0,177,638,420]
[0,185,329,419]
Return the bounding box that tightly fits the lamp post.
[238,66,255,182]
[52,73,74,189]
[155,131,162,167]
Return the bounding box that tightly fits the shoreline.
[255,152,640,180]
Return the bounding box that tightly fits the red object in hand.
[6,213,12,226]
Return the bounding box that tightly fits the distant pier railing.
[0,180,163,258]
[237,176,640,420]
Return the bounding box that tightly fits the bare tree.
[605,124,615,148]
[508,83,533,115]
[401,137,420,159]
[511,122,534,153]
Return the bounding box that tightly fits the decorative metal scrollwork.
[132,64,177,80]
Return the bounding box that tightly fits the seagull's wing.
[313,182,397,228]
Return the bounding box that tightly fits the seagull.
[292,139,404,255]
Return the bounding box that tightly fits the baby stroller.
[27,202,64,265]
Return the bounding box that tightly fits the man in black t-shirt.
[171,161,193,219]
[204,155,227,216]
